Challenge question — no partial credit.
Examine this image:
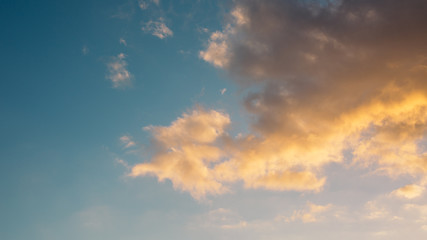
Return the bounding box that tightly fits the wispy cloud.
[112,2,135,20]
[82,45,89,55]
[138,0,159,10]
[74,206,114,230]
[115,158,130,169]
[142,18,173,39]
[191,208,247,230]
[106,53,132,88]
[178,50,191,55]
[282,202,332,223]
[197,27,209,33]
[120,135,136,149]
[138,0,149,10]
[392,184,425,199]
[119,38,127,46]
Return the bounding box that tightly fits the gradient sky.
[2,0,427,239]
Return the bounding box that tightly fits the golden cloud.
[133,0,427,199]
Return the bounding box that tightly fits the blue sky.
[2,0,427,239]
[1,1,238,239]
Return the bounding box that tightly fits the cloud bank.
[132,0,427,199]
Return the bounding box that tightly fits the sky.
[1,0,427,239]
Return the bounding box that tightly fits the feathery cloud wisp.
[142,19,173,39]
[119,38,127,46]
[82,45,89,55]
[120,135,136,149]
[106,53,132,88]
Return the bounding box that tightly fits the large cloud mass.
[132,0,427,199]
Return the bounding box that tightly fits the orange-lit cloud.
[133,0,427,199]
[129,107,331,199]
[130,108,230,200]
[392,184,425,199]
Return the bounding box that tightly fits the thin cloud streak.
[120,135,136,149]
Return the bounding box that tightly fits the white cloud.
[199,28,232,67]
[142,18,173,39]
[106,53,132,88]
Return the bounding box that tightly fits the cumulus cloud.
[130,107,334,199]
[200,0,427,185]
[199,28,232,68]
[106,53,132,88]
[142,18,173,39]
[132,0,427,199]
[130,108,231,200]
